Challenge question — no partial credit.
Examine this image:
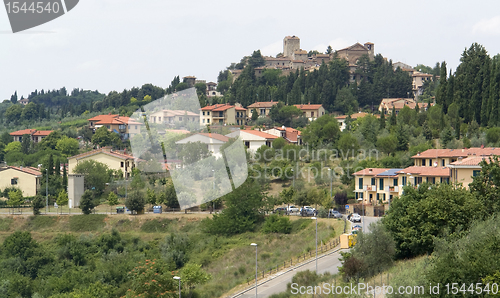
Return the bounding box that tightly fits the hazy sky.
[2,0,500,101]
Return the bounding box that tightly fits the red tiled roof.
[8,166,42,176]
[294,104,323,110]
[398,166,450,177]
[353,168,391,176]
[88,114,119,121]
[247,101,278,109]
[10,129,37,136]
[412,148,500,159]
[200,104,228,111]
[69,148,137,161]
[235,107,247,111]
[198,133,229,142]
[32,130,53,136]
[242,130,278,139]
[449,156,496,167]
[212,105,234,112]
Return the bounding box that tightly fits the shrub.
[79,190,96,215]
[261,214,292,234]
[25,216,57,231]
[125,190,145,214]
[317,208,329,218]
[290,218,310,233]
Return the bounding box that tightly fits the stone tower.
[364,42,375,60]
[283,36,300,58]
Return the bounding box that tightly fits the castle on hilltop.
[231,35,375,82]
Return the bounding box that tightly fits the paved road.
[237,248,347,298]
[234,216,382,298]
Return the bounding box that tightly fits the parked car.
[287,205,299,213]
[329,210,343,219]
[274,207,287,214]
[300,206,316,216]
[350,213,362,223]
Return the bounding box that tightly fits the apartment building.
[10,129,53,143]
[200,104,247,126]
[293,104,326,121]
[247,101,279,117]
[88,114,142,139]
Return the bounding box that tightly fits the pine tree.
[389,107,397,127]
[379,112,386,130]
[436,61,447,110]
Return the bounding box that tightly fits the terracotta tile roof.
[32,130,53,136]
[10,129,37,136]
[165,129,191,134]
[8,166,42,176]
[198,133,229,142]
[201,104,228,111]
[398,166,450,177]
[353,168,391,176]
[88,114,119,121]
[294,104,324,110]
[68,148,137,161]
[91,114,142,126]
[412,148,500,159]
[335,112,371,120]
[247,101,279,109]
[242,130,278,139]
[449,156,490,167]
[235,107,247,111]
[163,110,199,117]
[212,105,234,112]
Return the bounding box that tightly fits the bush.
[261,214,292,234]
[125,190,146,214]
[317,208,329,218]
[290,218,310,233]
[31,195,45,215]
[79,190,96,215]
[69,214,106,232]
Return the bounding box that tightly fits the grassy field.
[0,212,345,297]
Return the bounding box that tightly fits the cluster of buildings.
[353,147,500,206]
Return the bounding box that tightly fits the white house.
[175,133,229,157]
[226,129,278,153]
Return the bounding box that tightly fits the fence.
[245,237,341,286]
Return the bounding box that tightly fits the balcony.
[386,186,399,192]
[212,114,226,119]
[363,185,377,191]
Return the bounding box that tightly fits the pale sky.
[2,0,500,101]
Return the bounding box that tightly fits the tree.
[326,45,333,54]
[178,142,211,165]
[146,188,157,207]
[272,137,286,150]
[56,190,69,214]
[336,133,360,157]
[73,160,111,194]
[379,112,386,130]
[389,107,397,126]
[301,115,340,147]
[181,263,211,293]
[56,136,80,156]
[383,183,482,258]
[91,126,120,148]
[31,195,45,215]
[469,156,500,217]
[248,50,265,68]
[280,187,295,213]
[4,141,21,154]
[107,191,119,214]
[0,132,13,145]
[8,189,23,208]
[5,104,22,124]
[79,190,96,214]
[125,190,146,214]
[251,108,259,121]
[203,178,264,235]
[21,134,32,155]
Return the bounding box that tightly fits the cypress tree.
[389,106,397,127]
[379,112,386,130]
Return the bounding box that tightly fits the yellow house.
[412,148,500,168]
[200,104,247,126]
[448,156,486,189]
[396,166,450,189]
[68,147,138,178]
[353,168,402,205]
[0,166,42,197]
[247,101,279,117]
[294,104,326,121]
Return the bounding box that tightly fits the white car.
[287,206,299,213]
[350,213,362,223]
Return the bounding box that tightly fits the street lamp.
[327,168,332,198]
[46,169,48,214]
[251,243,258,297]
[311,217,318,274]
[173,276,181,298]
[357,197,364,232]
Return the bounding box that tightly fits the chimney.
[369,168,372,173]
[481,144,485,149]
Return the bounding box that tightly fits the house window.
[203,111,205,115]
[379,178,384,190]
[207,112,210,116]
[311,112,314,117]
[107,125,110,129]
[121,162,124,168]
[158,117,161,122]
[358,178,363,189]
[383,193,386,201]
[376,193,380,201]
[371,178,375,185]
[203,119,205,123]
[11,178,18,185]
[441,159,445,166]
[179,117,182,121]
[422,159,426,166]
[359,193,363,199]
[135,126,138,129]
[473,170,481,177]
[244,141,250,148]
[207,119,210,123]
[393,178,398,186]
